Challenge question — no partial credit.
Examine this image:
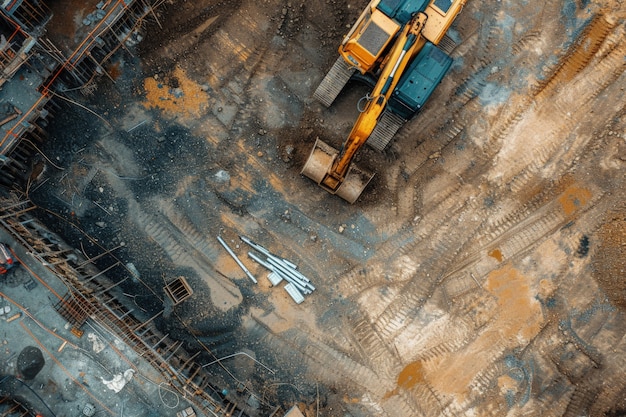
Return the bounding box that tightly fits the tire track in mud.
[394,114,469,221]
[249,313,428,417]
[438,196,619,415]
[369,198,490,343]
[520,325,577,416]
[158,198,221,261]
[478,322,557,413]
[532,14,617,102]
[380,393,427,417]
[400,384,445,417]
[431,13,624,286]
[332,12,625,413]
[532,378,575,417]
[350,316,403,381]
[250,315,396,399]
[323,313,446,417]
[338,184,491,303]
[442,15,616,190]
[443,184,608,301]
[388,1,597,218]
[401,314,477,377]
[132,199,243,312]
[502,30,625,196]
[466,361,505,408]
[338,192,473,297]
[548,343,604,414]
[555,291,626,415]
[299,336,386,395]
[563,383,601,417]
[589,358,626,416]
[389,306,507,415]
[344,120,611,400]
[511,30,542,55]
[484,15,620,178]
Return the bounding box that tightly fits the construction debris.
[6,312,21,322]
[0,196,255,416]
[240,236,315,303]
[284,283,304,305]
[102,369,135,393]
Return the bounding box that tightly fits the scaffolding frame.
[2,0,51,33]
[0,394,37,417]
[0,0,161,187]
[0,196,253,417]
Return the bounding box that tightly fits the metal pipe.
[247,251,273,271]
[217,236,257,284]
[276,255,298,271]
[248,252,310,293]
[276,271,310,294]
[269,256,310,283]
[266,258,312,293]
[264,256,303,283]
[133,310,163,332]
[84,261,120,282]
[272,268,309,292]
[240,235,272,257]
[266,257,315,291]
[240,235,298,269]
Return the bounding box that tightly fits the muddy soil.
[31,0,626,415]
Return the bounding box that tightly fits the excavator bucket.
[336,162,375,203]
[301,138,336,184]
[301,139,375,203]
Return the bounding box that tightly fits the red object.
[0,243,15,274]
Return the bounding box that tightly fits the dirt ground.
[29,0,625,415]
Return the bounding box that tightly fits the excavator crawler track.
[438,33,457,55]
[313,56,356,107]
[367,111,406,151]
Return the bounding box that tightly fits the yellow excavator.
[302,0,467,203]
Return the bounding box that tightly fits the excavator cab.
[339,7,400,74]
[340,0,431,73]
[314,0,431,108]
